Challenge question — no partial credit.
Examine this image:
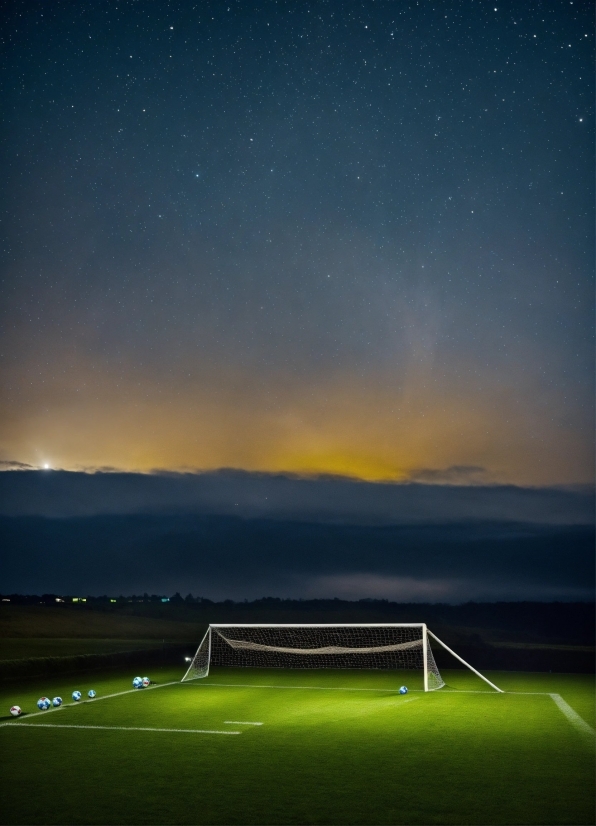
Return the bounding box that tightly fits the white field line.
[0,680,180,726]
[2,723,240,735]
[187,682,423,693]
[186,681,547,695]
[550,694,595,738]
[440,690,548,695]
[224,721,263,725]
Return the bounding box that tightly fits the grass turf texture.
[0,667,593,825]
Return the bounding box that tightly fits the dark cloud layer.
[0,471,592,602]
[0,514,592,603]
[0,470,593,525]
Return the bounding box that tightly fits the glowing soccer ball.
[52,697,63,707]
[37,697,51,710]
[142,677,150,687]
[72,690,82,701]
[10,705,22,717]
[399,686,408,695]
[132,676,143,689]
[88,689,96,698]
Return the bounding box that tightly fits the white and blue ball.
[399,686,408,695]
[142,677,150,687]
[37,697,51,710]
[52,696,63,707]
[88,689,96,698]
[10,705,22,717]
[132,676,143,689]
[72,690,82,701]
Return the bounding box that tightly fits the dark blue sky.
[1,1,594,600]
[1,0,593,484]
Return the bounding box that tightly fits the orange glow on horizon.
[1,360,592,487]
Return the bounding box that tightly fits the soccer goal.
[181,624,502,692]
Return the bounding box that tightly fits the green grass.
[0,666,593,825]
[0,638,169,660]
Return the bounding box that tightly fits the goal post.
[181,623,501,692]
[426,628,504,693]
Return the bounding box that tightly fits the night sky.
[0,2,594,600]
[2,0,593,485]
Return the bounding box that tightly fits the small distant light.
[185,657,192,662]
[44,463,50,469]
[110,599,117,603]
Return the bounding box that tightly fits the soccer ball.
[10,706,21,717]
[37,697,51,710]
[52,697,63,707]
[399,686,408,695]
[72,690,82,701]
[132,676,143,689]
[88,689,96,698]
[142,677,150,687]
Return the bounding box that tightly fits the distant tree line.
[1,593,593,644]
[0,592,211,604]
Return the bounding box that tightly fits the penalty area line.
[3,723,241,735]
[186,682,411,693]
[224,720,263,725]
[549,694,595,739]
[185,682,508,695]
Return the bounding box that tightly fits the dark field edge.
[1,600,594,676]
[431,642,594,674]
[1,641,593,681]
[0,644,193,682]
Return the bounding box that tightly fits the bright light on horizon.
[43,463,50,469]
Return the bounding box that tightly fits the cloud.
[0,460,35,470]
[0,469,593,603]
[406,465,488,484]
[0,469,593,525]
[303,574,460,601]
[301,574,592,604]
[0,513,593,601]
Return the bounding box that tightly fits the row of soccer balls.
[10,690,96,716]
[9,676,152,717]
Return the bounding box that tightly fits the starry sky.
[1,0,594,486]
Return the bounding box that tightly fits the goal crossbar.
[209,623,427,628]
[181,623,502,692]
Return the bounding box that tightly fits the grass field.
[1,665,594,825]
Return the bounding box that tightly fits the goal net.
[181,624,446,691]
